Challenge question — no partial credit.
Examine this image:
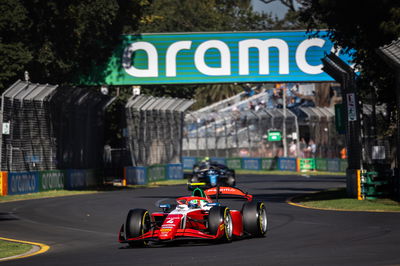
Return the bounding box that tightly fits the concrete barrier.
[8,172,39,195]
[166,164,183,180]
[242,158,261,170]
[125,167,147,185]
[182,157,198,170]
[278,158,297,171]
[40,170,65,191]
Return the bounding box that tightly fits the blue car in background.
[188,160,236,190]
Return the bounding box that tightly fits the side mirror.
[159,204,171,212]
[205,202,220,207]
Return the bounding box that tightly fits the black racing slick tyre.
[125,209,151,247]
[208,206,233,242]
[242,201,268,237]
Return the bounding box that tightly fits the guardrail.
[182,157,347,173]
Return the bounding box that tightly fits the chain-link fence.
[361,104,392,166]
[0,80,58,171]
[0,80,111,172]
[125,95,194,166]
[50,85,111,169]
[297,106,344,158]
[183,89,298,158]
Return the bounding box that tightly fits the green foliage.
[299,0,400,109]
[0,0,145,92]
[192,84,243,110]
[0,240,32,259]
[138,0,274,32]
[298,0,400,138]
[136,0,276,106]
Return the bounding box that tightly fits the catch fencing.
[125,95,194,166]
[183,88,343,159]
[0,80,112,172]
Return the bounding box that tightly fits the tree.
[137,0,276,107]
[138,0,274,32]
[258,0,308,29]
[299,0,400,109]
[0,0,145,91]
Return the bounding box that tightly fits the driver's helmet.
[200,157,210,169]
[202,156,210,163]
[188,199,199,208]
[188,199,207,208]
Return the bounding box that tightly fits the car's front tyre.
[208,206,233,242]
[125,208,151,247]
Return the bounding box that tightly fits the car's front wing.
[119,225,226,243]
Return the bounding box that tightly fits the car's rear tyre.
[242,201,268,237]
[125,208,151,247]
[208,206,233,242]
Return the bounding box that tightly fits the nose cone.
[159,214,182,240]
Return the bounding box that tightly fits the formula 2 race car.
[188,159,236,190]
[118,187,267,247]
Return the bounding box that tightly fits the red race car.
[118,187,268,247]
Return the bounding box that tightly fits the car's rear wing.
[204,186,253,201]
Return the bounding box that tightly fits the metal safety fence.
[125,95,194,166]
[0,80,112,172]
[183,88,344,159]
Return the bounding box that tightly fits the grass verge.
[291,188,400,212]
[0,240,32,260]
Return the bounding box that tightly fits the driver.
[188,199,208,209]
[188,199,199,208]
[199,157,211,170]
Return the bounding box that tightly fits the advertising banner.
[84,169,98,187]
[278,157,297,171]
[40,170,65,191]
[148,165,166,182]
[242,158,261,170]
[166,164,183,180]
[65,170,87,189]
[327,159,340,172]
[95,30,353,85]
[315,158,328,171]
[210,157,227,166]
[8,172,39,195]
[125,167,147,185]
[226,158,242,169]
[182,157,198,169]
[298,158,315,171]
[340,159,348,172]
[261,158,278,170]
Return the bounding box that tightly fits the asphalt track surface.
[1,174,400,266]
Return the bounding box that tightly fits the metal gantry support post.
[322,53,363,197]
